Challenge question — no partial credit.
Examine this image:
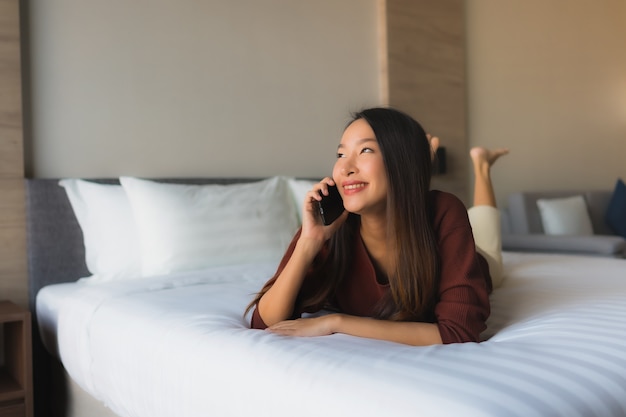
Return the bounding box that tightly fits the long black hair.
[353,107,440,320]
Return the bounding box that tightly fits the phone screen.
[318,185,344,225]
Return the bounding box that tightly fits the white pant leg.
[467,205,503,289]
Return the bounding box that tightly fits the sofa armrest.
[502,234,626,258]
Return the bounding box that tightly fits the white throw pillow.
[287,178,317,223]
[536,195,594,236]
[120,176,299,276]
[59,179,142,281]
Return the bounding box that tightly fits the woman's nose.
[338,158,356,176]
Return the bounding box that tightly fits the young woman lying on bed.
[247,107,509,346]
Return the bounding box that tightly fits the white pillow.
[59,179,142,282]
[120,176,299,276]
[536,195,594,236]
[287,178,317,223]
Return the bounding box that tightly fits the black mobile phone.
[318,185,344,225]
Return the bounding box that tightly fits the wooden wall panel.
[0,0,27,308]
[382,0,468,203]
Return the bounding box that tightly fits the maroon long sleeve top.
[251,190,492,344]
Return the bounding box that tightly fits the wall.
[466,0,626,207]
[25,0,626,201]
[26,0,380,179]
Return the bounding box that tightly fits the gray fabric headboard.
[25,178,267,310]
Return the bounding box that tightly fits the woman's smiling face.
[332,118,388,218]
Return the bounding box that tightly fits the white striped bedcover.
[39,252,626,417]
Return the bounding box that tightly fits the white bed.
[27,177,626,417]
[34,252,626,417]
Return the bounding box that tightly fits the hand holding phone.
[318,184,345,225]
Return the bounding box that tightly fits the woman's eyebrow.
[337,138,377,149]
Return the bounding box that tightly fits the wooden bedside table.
[0,302,33,417]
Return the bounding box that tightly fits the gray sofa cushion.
[585,191,614,235]
[502,234,626,258]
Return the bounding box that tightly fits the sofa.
[501,188,626,258]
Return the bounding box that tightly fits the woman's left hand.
[266,315,338,337]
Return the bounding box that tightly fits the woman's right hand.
[299,177,348,246]
[256,178,348,326]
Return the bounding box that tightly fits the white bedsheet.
[37,252,626,417]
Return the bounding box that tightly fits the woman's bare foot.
[470,147,509,169]
[427,134,440,161]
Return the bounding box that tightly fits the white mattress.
[36,252,626,417]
